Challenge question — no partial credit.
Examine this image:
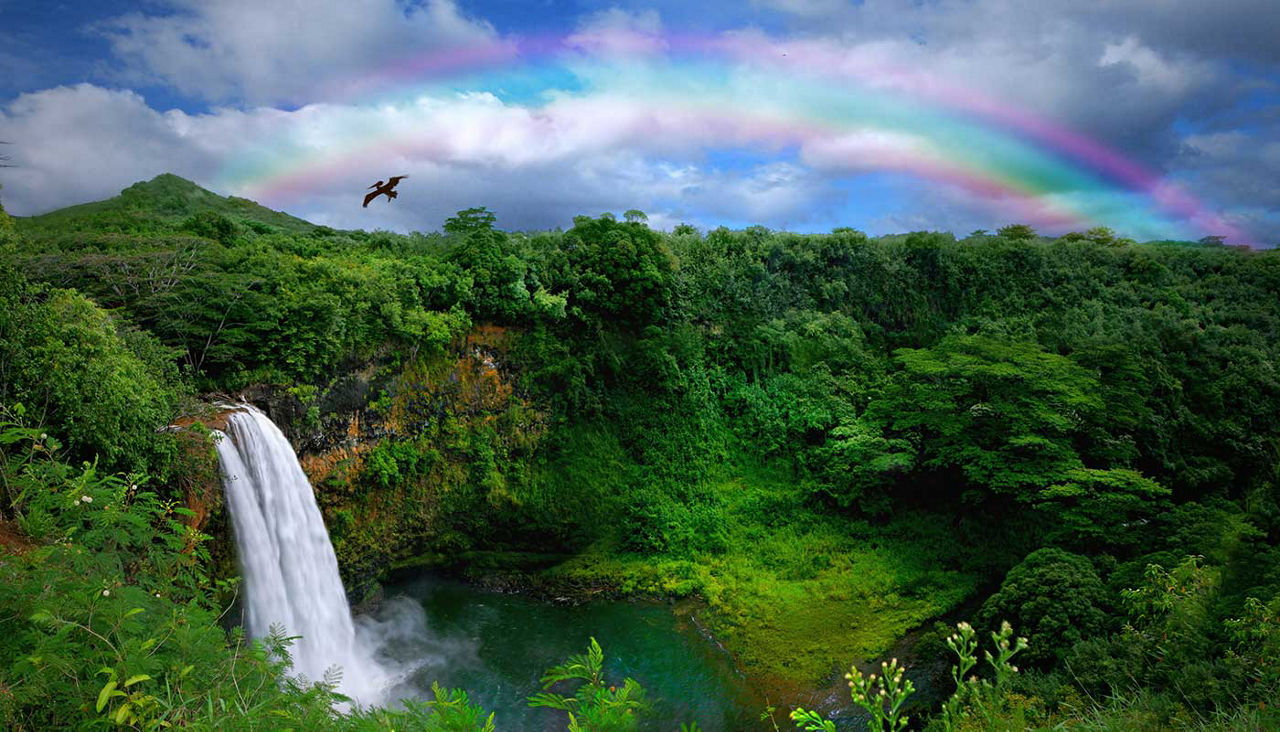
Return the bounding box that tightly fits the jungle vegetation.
[2,174,1279,729]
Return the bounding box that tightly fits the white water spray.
[214,405,405,704]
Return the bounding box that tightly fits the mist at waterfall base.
[212,405,765,727]
[213,406,434,706]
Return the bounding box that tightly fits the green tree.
[1058,226,1119,246]
[0,184,13,241]
[447,223,531,321]
[872,335,1101,499]
[444,207,497,235]
[996,224,1037,240]
[1032,468,1171,550]
[181,210,238,245]
[0,270,180,474]
[560,214,677,329]
[978,548,1110,666]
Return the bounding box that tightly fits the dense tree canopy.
[4,177,1280,729]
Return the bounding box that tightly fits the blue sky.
[1,0,1277,244]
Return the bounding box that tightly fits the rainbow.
[219,31,1246,242]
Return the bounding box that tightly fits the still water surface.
[372,574,773,730]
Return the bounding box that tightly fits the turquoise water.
[373,574,772,730]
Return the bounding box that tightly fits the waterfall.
[213,405,391,704]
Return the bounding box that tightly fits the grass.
[541,457,980,687]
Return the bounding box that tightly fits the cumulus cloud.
[739,0,1279,241]
[0,85,218,214]
[748,0,1250,152]
[799,131,939,173]
[2,1,1273,241]
[99,0,497,106]
[228,89,850,231]
[0,83,841,233]
[1176,126,1280,244]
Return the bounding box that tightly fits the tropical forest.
[1,173,1278,730]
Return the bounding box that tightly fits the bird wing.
[387,175,408,187]
[362,190,380,208]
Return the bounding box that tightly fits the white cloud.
[0,85,217,215]
[5,2,1274,242]
[100,0,497,106]
[566,8,666,56]
[799,130,938,173]
[745,0,1246,153]
[0,83,840,232]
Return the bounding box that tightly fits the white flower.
[80,495,93,504]
[39,433,47,439]
[102,589,110,597]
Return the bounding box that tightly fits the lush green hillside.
[2,178,1279,729]
[16,173,317,236]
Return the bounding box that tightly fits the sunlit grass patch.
[547,459,979,685]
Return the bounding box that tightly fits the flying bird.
[363,175,408,208]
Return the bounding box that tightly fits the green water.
[375,574,772,730]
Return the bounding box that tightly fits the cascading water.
[213,405,396,704]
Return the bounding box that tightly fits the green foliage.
[560,214,677,329]
[842,657,915,731]
[443,207,498,236]
[0,271,182,476]
[0,192,13,242]
[9,178,1280,730]
[1119,555,1219,673]
[448,222,532,321]
[790,621,1029,732]
[181,210,239,244]
[978,548,1109,666]
[931,621,1029,731]
[528,637,647,731]
[876,335,1102,498]
[995,224,1036,240]
[1032,468,1171,550]
[352,682,496,731]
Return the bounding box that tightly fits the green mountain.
[15,173,316,235]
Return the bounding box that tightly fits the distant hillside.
[16,174,316,236]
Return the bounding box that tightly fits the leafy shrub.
[529,637,646,730]
[978,548,1110,666]
[0,272,181,475]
